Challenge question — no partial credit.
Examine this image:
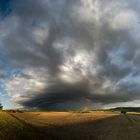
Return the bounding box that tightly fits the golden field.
[0,111,140,140]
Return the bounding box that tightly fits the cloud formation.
[1,0,140,109]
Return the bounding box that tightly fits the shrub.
[16,110,24,113]
[121,110,127,114]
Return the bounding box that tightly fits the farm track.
[0,111,140,140]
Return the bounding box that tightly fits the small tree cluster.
[121,110,127,114]
[0,103,3,110]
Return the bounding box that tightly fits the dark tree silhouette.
[0,103,3,110]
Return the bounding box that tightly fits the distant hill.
[109,107,140,112]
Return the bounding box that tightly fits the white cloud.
[112,10,138,30]
[5,68,47,104]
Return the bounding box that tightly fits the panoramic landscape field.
[1,0,140,140]
[0,110,140,140]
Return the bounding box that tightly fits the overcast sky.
[0,0,140,110]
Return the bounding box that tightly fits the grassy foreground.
[0,111,46,140]
[0,111,140,140]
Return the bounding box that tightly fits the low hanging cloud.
[1,0,140,109]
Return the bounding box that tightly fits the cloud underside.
[1,0,140,109]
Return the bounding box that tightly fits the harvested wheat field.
[0,111,138,140]
[11,111,119,126]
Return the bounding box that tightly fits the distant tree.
[121,110,127,114]
[0,103,3,110]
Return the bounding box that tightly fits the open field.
[11,111,119,126]
[0,111,140,140]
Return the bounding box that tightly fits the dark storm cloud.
[0,0,13,19]
[2,0,140,109]
[21,80,140,110]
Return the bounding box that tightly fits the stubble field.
[0,111,140,140]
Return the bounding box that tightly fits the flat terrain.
[0,111,140,140]
[12,111,119,126]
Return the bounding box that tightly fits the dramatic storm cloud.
[0,0,140,109]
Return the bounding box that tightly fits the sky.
[0,0,140,110]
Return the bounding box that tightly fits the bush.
[121,110,127,114]
[16,110,24,113]
[10,110,16,113]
